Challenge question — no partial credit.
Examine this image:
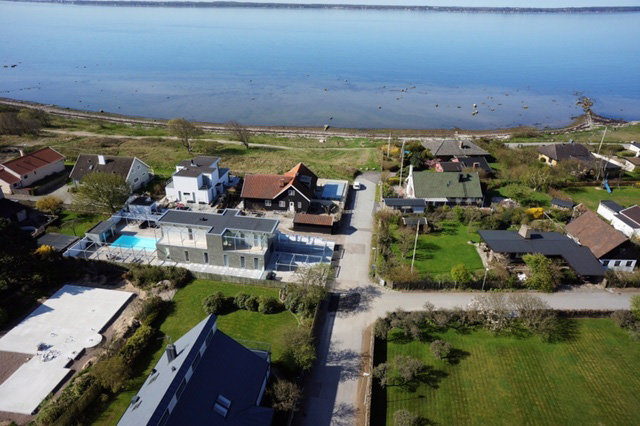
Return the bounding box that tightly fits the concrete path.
[295,171,640,426]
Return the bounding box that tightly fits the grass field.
[378,319,640,426]
[46,210,107,236]
[563,186,640,211]
[91,279,299,426]
[392,221,483,277]
[508,123,640,144]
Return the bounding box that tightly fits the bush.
[430,339,452,360]
[394,409,420,426]
[36,196,63,214]
[268,380,301,412]
[611,310,637,329]
[120,324,156,363]
[202,292,229,315]
[234,293,251,310]
[124,265,192,289]
[258,296,282,314]
[281,283,326,317]
[283,328,316,372]
[135,296,169,326]
[631,295,640,320]
[245,295,260,312]
[91,355,130,393]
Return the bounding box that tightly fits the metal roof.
[37,233,79,252]
[158,209,278,235]
[383,198,426,207]
[86,220,115,235]
[478,229,605,276]
[550,198,575,209]
[600,200,624,213]
[118,315,273,426]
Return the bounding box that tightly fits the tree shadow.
[446,348,470,366]
[326,347,362,382]
[336,285,383,317]
[332,402,357,426]
[396,366,449,392]
[546,318,579,343]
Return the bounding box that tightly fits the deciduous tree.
[168,118,202,153]
[73,172,130,213]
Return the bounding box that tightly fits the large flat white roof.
[0,285,133,414]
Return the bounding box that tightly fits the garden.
[371,295,640,426]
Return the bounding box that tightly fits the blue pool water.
[1,3,639,128]
[112,235,157,251]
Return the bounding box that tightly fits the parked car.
[353,181,362,190]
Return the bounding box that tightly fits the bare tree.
[168,118,202,153]
[227,120,251,148]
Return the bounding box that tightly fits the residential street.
[295,172,640,426]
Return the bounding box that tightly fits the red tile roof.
[293,213,333,226]
[0,169,20,184]
[565,210,628,258]
[2,147,64,175]
[241,163,317,200]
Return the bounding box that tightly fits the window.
[223,255,228,266]
[204,252,209,264]
[288,189,295,196]
[279,201,286,208]
[184,251,190,262]
[240,256,245,268]
[264,200,272,207]
[602,260,609,266]
[134,177,139,183]
[297,202,302,209]
[176,378,187,399]
[614,260,621,267]
[254,257,259,269]
[187,228,193,240]
[626,260,633,267]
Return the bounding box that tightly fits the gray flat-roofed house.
[383,198,426,213]
[118,314,273,426]
[478,226,605,279]
[156,209,278,271]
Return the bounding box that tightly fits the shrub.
[245,295,260,312]
[281,283,326,317]
[91,355,130,393]
[36,196,63,214]
[120,325,156,363]
[611,310,637,329]
[258,296,282,314]
[268,380,301,412]
[632,295,640,320]
[135,296,169,326]
[283,328,316,372]
[124,265,192,289]
[234,293,251,310]
[202,292,228,315]
[430,339,452,360]
[394,409,420,426]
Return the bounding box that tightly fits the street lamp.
[481,267,489,291]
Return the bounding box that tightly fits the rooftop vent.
[130,395,142,410]
[199,217,208,222]
[213,394,232,418]
[166,344,177,362]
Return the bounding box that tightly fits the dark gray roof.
[118,315,273,426]
[439,161,463,172]
[422,140,490,157]
[537,143,591,162]
[70,154,136,181]
[551,198,575,209]
[600,200,624,213]
[402,217,428,227]
[630,142,640,149]
[455,156,493,174]
[178,156,219,168]
[383,198,426,207]
[620,206,640,226]
[37,233,79,252]
[614,212,640,229]
[478,230,605,276]
[158,209,278,234]
[86,220,115,235]
[129,196,155,206]
[174,166,216,178]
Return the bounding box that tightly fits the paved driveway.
[295,172,640,426]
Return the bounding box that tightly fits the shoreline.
[5,0,640,12]
[0,97,632,139]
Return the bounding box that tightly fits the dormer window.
[288,189,295,196]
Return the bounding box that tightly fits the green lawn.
[47,209,107,236]
[92,279,299,426]
[564,186,640,211]
[379,319,640,426]
[393,221,483,276]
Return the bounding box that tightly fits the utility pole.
[398,140,406,189]
[410,222,420,273]
[387,134,391,158]
[481,267,489,291]
[595,127,607,182]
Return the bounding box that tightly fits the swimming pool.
[111,235,157,251]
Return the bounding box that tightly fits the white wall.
[10,160,65,188]
[597,204,617,222]
[601,258,636,273]
[126,158,152,191]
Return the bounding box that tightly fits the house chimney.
[18,149,25,157]
[166,344,177,362]
[518,225,532,239]
[98,155,106,165]
[458,141,464,149]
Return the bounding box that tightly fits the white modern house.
[165,156,230,205]
[597,201,640,239]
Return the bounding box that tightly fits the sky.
[87,0,640,6]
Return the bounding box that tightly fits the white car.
[353,181,361,190]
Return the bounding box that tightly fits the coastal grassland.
[91,279,299,426]
[562,185,640,211]
[391,220,483,277]
[4,132,380,181]
[508,123,640,144]
[378,319,640,426]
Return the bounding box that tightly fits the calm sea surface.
[1,2,639,129]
